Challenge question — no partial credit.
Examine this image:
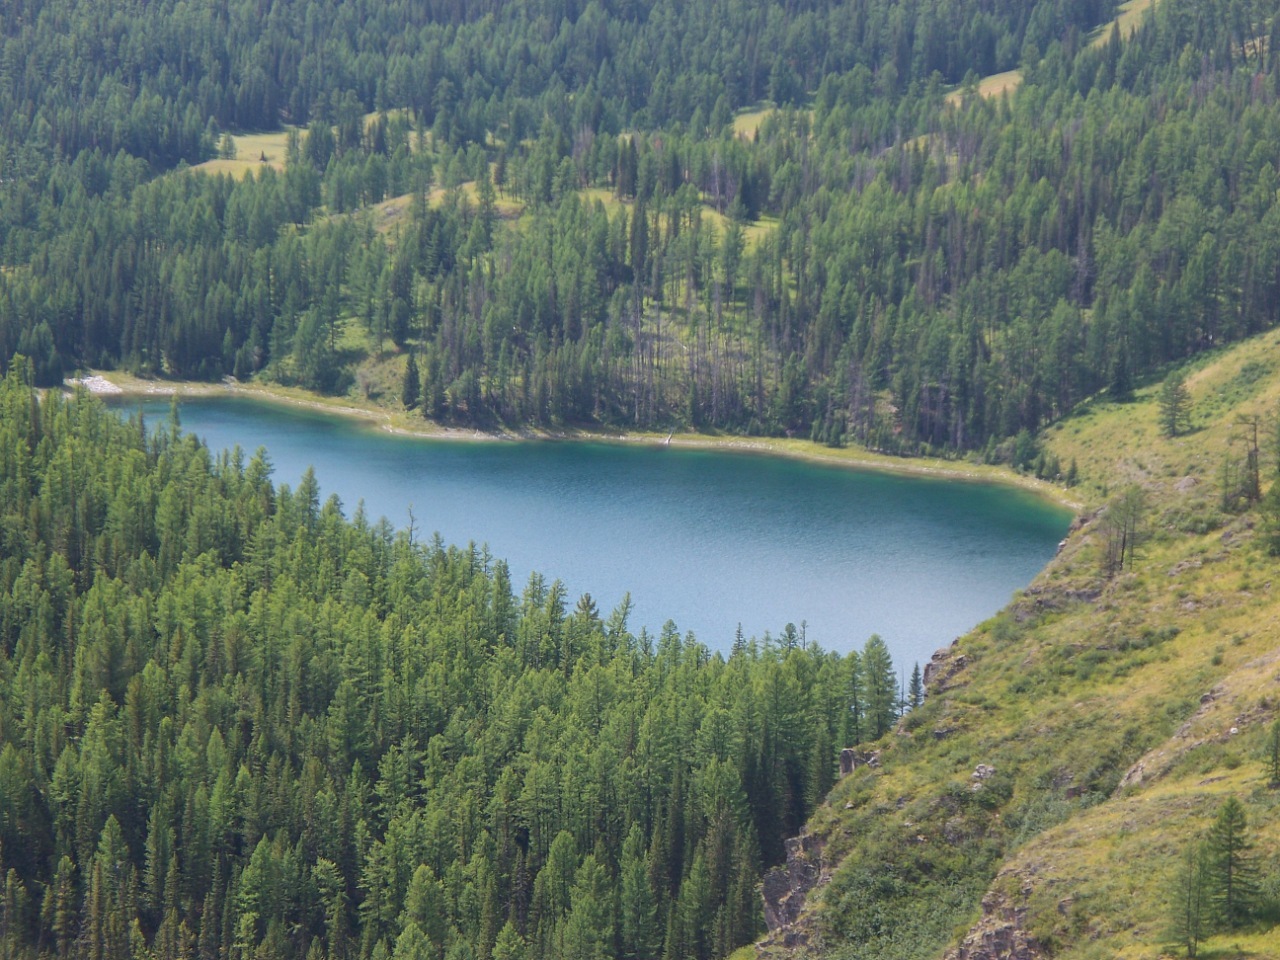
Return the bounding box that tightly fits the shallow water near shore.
[119,395,1071,666]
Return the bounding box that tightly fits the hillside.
[12,0,1280,462]
[760,332,1280,959]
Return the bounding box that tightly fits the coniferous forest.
[0,364,910,960]
[7,0,1280,453]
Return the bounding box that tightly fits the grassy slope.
[773,333,1280,959]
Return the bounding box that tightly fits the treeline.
[0,365,914,960]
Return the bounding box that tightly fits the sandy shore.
[68,371,1085,512]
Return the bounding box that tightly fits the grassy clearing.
[188,129,297,178]
[945,69,1024,105]
[942,0,1163,110]
[578,187,777,253]
[230,130,294,163]
[733,103,775,139]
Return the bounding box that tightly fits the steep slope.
[764,333,1280,959]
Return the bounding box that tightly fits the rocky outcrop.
[943,888,1045,960]
[760,834,826,948]
[923,645,969,692]
[838,747,880,776]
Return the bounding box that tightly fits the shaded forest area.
[0,366,914,960]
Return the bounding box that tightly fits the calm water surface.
[122,397,1071,667]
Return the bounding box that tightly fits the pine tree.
[492,922,527,960]
[1158,370,1193,437]
[619,825,659,960]
[1204,797,1256,930]
[402,353,421,409]
[907,663,924,710]
[560,855,613,960]
[861,635,897,739]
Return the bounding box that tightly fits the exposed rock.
[924,648,970,692]
[839,748,881,776]
[943,816,969,844]
[943,887,1045,960]
[1021,583,1102,613]
[972,763,997,781]
[760,834,826,935]
[1174,476,1200,493]
[839,748,855,776]
[922,646,952,687]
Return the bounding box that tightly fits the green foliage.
[1158,370,1192,438]
[1261,480,1280,555]
[1268,720,1280,788]
[1204,797,1258,930]
[1101,485,1147,577]
[0,373,881,960]
[8,0,1275,450]
[1167,842,1209,958]
[402,353,421,410]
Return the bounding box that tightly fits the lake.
[119,396,1071,667]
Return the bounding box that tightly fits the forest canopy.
[0,366,910,960]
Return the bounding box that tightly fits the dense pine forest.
[12,0,1274,453]
[0,364,916,960]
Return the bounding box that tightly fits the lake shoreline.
[70,371,1085,512]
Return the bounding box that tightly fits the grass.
[944,69,1023,105]
[733,103,775,139]
[578,186,776,253]
[188,129,297,179]
[757,331,1280,960]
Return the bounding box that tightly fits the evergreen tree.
[1101,485,1146,576]
[1204,797,1256,930]
[907,664,924,710]
[402,353,421,409]
[1158,370,1193,437]
[619,826,659,960]
[861,635,897,739]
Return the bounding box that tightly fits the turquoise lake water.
[120,396,1071,667]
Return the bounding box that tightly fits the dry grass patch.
[945,69,1023,105]
[188,129,298,178]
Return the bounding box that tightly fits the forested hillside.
[6,0,1234,452]
[0,363,919,960]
